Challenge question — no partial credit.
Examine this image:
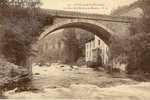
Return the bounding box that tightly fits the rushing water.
[2,65,150,99]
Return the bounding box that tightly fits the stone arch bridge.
[27,10,136,74]
[39,9,136,45]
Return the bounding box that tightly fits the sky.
[41,0,138,14]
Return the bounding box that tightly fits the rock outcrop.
[0,58,30,90]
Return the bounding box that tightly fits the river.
[3,63,150,100]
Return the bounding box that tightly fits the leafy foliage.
[127,32,150,73]
[125,0,150,73]
[0,0,50,67]
[110,0,150,74]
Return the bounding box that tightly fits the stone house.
[38,28,79,64]
[85,35,109,66]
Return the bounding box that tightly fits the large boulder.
[0,58,30,88]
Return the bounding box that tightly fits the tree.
[8,0,41,8]
[63,28,80,62]
[0,0,45,68]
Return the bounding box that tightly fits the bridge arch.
[39,19,115,45]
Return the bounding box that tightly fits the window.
[86,44,88,49]
[89,43,91,49]
[86,51,89,58]
[93,41,95,48]
[45,42,48,50]
[98,40,101,45]
[89,51,91,57]
[53,45,55,49]
[55,44,59,49]
[58,42,61,49]
[61,42,65,49]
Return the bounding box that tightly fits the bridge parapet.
[44,9,136,23]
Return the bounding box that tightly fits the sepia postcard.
[0,0,150,100]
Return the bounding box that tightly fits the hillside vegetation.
[0,0,52,67]
[110,0,150,75]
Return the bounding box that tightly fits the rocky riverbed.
[3,63,150,100]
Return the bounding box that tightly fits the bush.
[76,57,86,66]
